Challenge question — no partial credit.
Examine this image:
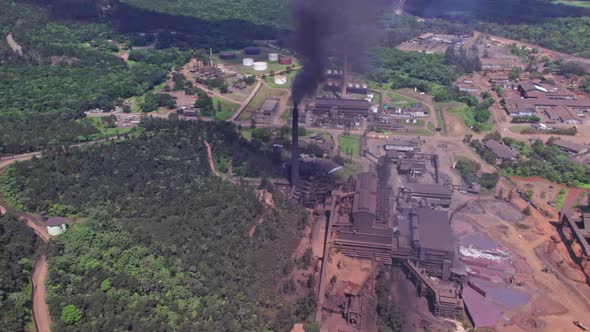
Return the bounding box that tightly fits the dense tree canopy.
[503,140,590,186]
[4,120,308,331]
[0,214,39,331]
[0,1,197,155]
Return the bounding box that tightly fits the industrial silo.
[268,53,279,61]
[253,62,268,71]
[244,46,261,55]
[219,51,236,60]
[278,56,292,65]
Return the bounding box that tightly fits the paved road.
[230,79,263,122]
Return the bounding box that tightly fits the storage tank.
[268,53,279,61]
[219,51,236,60]
[278,56,292,65]
[253,61,268,71]
[243,58,254,66]
[244,46,261,55]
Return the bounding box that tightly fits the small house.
[46,217,68,236]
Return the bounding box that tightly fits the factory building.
[325,172,464,320]
[312,98,370,118]
[400,183,453,208]
[550,139,588,155]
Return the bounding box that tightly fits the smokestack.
[291,103,300,185]
[341,55,348,97]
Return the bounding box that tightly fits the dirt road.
[1,152,56,332]
[486,33,590,67]
[32,255,52,332]
[6,33,23,56]
[203,140,222,178]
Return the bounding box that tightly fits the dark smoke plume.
[289,0,388,184]
[290,0,388,104]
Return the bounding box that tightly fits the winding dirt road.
[32,255,51,332]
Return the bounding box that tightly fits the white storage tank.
[268,53,279,61]
[242,58,254,66]
[253,61,268,71]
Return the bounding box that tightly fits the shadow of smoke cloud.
[290,0,390,104]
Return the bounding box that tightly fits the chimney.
[341,55,348,97]
[291,104,300,185]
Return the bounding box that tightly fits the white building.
[46,217,68,236]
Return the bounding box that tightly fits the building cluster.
[307,98,371,128]
[251,99,279,122]
[504,81,590,124]
[550,139,588,155]
[324,172,465,322]
[484,139,519,164]
[397,33,472,54]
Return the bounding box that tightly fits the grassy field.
[240,128,253,141]
[509,125,530,134]
[241,86,286,120]
[385,92,415,109]
[428,121,436,132]
[553,0,590,7]
[264,70,298,89]
[434,105,447,135]
[574,181,590,189]
[212,96,239,120]
[339,134,361,157]
[127,81,168,112]
[83,117,133,138]
[240,85,270,120]
[555,189,569,210]
[441,102,475,128]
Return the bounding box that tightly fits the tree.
[61,304,82,325]
[244,76,256,85]
[480,172,499,189]
[304,322,320,332]
[508,67,522,80]
[523,206,532,216]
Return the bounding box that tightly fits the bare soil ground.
[455,183,590,331]
[6,33,23,56]
[32,255,51,332]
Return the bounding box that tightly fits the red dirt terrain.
[32,255,52,332]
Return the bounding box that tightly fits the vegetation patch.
[4,119,310,331]
[339,134,361,157]
[212,96,239,120]
[0,214,39,331]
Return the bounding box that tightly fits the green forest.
[0,0,196,155]
[0,214,39,331]
[120,0,289,28]
[3,120,310,331]
[480,17,590,57]
[503,140,590,187]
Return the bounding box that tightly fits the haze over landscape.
[2,0,590,332]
